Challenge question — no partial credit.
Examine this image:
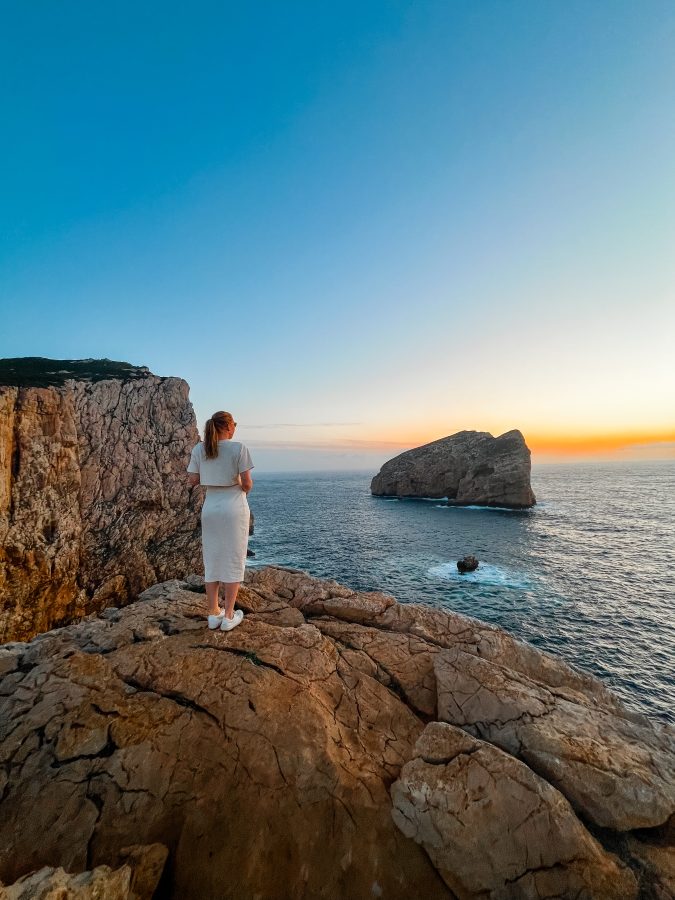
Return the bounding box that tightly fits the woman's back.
[188,440,253,487]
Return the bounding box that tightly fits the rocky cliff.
[1,566,672,898]
[0,358,202,643]
[371,429,536,508]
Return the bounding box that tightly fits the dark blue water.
[247,462,675,724]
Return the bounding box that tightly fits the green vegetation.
[0,357,152,387]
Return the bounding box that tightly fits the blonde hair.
[204,411,234,459]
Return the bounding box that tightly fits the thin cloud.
[244,438,410,451]
[243,422,363,428]
[618,440,675,450]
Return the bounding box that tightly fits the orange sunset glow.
[526,430,675,458]
[320,427,675,462]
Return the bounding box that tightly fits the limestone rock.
[390,722,638,899]
[0,575,446,899]
[0,843,166,899]
[457,555,479,573]
[371,429,535,507]
[118,844,168,900]
[434,647,675,830]
[0,358,202,642]
[0,863,131,899]
[0,567,672,898]
[625,837,675,899]
[245,565,397,624]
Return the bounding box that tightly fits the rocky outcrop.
[1,566,671,898]
[0,864,132,900]
[371,429,536,508]
[433,647,674,830]
[457,555,479,573]
[0,358,202,643]
[391,723,636,899]
[0,843,167,899]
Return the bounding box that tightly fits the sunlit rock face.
[0,845,168,900]
[2,567,672,898]
[371,429,536,508]
[0,358,202,642]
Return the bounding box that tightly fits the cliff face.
[371,429,536,508]
[1,567,672,898]
[0,359,202,642]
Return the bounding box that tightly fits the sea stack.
[371,429,536,508]
[0,357,202,642]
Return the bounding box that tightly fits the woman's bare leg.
[205,581,221,616]
[222,582,240,618]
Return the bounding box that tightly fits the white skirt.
[201,486,250,582]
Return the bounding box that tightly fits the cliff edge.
[0,358,202,642]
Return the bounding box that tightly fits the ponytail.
[204,417,218,459]
[204,410,235,459]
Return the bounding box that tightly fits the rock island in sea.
[371,429,536,508]
[0,358,673,898]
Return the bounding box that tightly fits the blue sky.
[2,1,674,469]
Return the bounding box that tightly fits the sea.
[246,461,675,725]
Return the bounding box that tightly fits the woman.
[187,411,254,631]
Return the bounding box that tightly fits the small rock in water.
[457,555,479,574]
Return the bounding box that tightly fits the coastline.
[245,462,675,725]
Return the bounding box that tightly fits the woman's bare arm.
[187,473,200,488]
[240,470,253,494]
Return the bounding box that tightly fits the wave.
[434,504,524,512]
[428,561,534,590]
[376,496,444,502]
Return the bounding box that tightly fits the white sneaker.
[207,610,226,630]
[220,609,244,632]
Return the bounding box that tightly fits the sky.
[1,1,674,471]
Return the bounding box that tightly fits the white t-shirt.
[187,440,254,487]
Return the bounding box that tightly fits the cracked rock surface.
[0,566,672,898]
[0,363,202,642]
[434,647,675,831]
[391,722,637,899]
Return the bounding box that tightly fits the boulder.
[433,647,675,830]
[391,722,638,899]
[0,567,672,898]
[0,358,202,642]
[457,555,479,573]
[371,429,536,507]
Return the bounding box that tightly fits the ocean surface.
[246,462,675,724]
